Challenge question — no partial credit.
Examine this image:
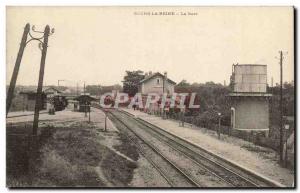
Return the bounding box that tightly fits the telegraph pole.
[218,112,221,139]
[84,81,87,117]
[7,24,54,182]
[279,50,283,163]
[6,23,30,116]
[84,81,86,95]
[163,74,165,93]
[105,112,107,132]
[162,72,167,119]
[76,82,79,96]
[26,24,53,182]
[270,76,274,137]
[32,25,50,136]
[58,79,65,87]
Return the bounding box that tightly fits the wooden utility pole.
[279,50,283,162]
[217,113,221,139]
[163,73,165,93]
[57,79,65,87]
[105,112,107,132]
[88,108,91,123]
[84,81,86,95]
[84,81,87,117]
[32,25,50,136]
[270,76,274,137]
[271,77,274,87]
[76,82,79,96]
[6,23,30,116]
[162,72,167,119]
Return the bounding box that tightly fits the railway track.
[93,105,283,188]
[115,111,239,187]
[119,109,284,188]
[113,110,235,187]
[106,108,199,187]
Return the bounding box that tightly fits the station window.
[157,78,160,85]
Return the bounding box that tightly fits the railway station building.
[137,71,176,112]
[138,72,176,95]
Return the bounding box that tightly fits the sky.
[6,6,294,87]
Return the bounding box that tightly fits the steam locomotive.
[48,95,68,111]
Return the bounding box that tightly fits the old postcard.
[6,6,294,188]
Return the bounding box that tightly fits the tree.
[268,81,294,127]
[175,81,231,125]
[85,85,102,96]
[86,84,122,96]
[122,70,145,97]
[177,79,190,87]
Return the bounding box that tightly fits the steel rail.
[106,109,200,187]
[115,111,234,187]
[132,115,255,187]
[127,111,284,188]
[106,111,173,187]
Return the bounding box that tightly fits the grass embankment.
[7,120,139,187]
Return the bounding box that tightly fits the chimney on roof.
[145,72,148,78]
[149,71,152,76]
[163,72,167,93]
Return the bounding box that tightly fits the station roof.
[73,95,97,102]
[139,72,176,85]
[19,86,63,95]
[43,87,63,94]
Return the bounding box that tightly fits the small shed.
[73,95,97,112]
[19,91,47,111]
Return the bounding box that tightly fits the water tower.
[229,64,272,132]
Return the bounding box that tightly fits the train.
[49,95,68,111]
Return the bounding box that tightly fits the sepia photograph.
[6,6,295,188]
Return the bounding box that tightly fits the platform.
[121,108,293,187]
